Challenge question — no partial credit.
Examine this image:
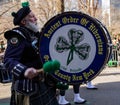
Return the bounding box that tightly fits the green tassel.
[21,1,29,7]
[43,60,60,73]
[52,60,60,71]
[43,61,53,73]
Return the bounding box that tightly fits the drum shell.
[95,19,112,62]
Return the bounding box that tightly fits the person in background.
[86,81,98,89]
[58,81,97,105]
[58,84,86,105]
[3,5,59,105]
[0,40,5,53]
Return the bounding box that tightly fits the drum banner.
[39,11,111,84]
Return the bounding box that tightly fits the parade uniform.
[4,26,58,105]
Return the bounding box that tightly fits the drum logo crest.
[55,28,91,67]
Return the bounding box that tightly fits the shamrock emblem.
[55,28,91,65]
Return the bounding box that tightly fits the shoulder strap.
[14,27,31,41]
[4,27,28,40]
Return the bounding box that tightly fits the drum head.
[39,11,111,84]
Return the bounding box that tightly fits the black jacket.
[4,26,42,79]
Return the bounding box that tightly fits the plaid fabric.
[30,82,59,105]
[12,82,58,105]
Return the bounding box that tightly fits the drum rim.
[95,19,112,63]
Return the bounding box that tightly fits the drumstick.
[37,68,44,73]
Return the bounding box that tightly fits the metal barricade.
[108,46,118,67]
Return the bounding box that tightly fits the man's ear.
[21,19,26,25]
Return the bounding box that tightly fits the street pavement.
[66,66,120,105]
[0,66,120,105]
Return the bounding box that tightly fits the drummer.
[3,5,59,105]
[58,81,97,105]
[59,84,86,105]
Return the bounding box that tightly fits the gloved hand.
[43,60,60,74]
[56,82,69,90]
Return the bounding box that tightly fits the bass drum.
[39,11,112,84]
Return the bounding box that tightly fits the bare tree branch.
[0,3,18,17]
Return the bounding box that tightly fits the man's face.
[23,11,39,32]
[25,11,38,25]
